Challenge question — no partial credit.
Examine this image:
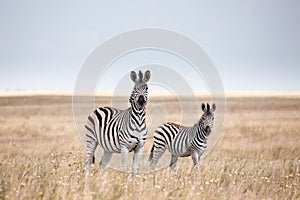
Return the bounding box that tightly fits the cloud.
[68,31,99,50]
[0,35,13,49]
[36,39,58,52]
[243,2,253,15]
[207,17,226,25]
[35,31,100,54]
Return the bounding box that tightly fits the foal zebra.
[85,70,151,175]
[149,103,216,170]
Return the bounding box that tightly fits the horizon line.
[0,90,300,97]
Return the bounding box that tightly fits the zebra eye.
[212,117,214,120]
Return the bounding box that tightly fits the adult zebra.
[85,70,151,175]
[149,103,216,170]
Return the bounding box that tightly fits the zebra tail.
[92,156,95,164]
[148,145,154,161]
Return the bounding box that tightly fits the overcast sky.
[0,0,299,92]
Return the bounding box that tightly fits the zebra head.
[200,103,216,135]
[129,70,151,110]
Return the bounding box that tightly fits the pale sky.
[0,0,299,91]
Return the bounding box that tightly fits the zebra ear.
[211,103,216,112]
[131,71,137,83]
[143,70,151,83]
[201,103,206,112]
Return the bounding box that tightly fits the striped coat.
[85,70,150,175]
[149,103,216,170]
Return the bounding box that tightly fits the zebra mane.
[206,103,210,112]
[202,103,216,113]
[131,70,151,85]
[138,71,143,83]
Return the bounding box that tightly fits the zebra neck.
[193,122,208,141]
[130,104,146,127]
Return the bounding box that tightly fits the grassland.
[0,93,299,199]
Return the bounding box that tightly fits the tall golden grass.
[0,94,299,199]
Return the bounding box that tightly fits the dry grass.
[0,94,299,199]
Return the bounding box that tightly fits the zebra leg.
[99,150,113,170]
[191,151,199,168]
[121,147,129,171]
[169,154,179,170]
[150,147,166,171]
[197,150,204,165]
[132,146,143,174]
[86,140,98,177]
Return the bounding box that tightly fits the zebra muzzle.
[205,126,211,134]
[137,96,146,105]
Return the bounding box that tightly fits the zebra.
[149,103,216,170]
[85,70,151,175]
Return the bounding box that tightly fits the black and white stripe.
[149,103,216,170]
[85,70,151,175]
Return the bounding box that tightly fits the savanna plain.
[0,93,299,199]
